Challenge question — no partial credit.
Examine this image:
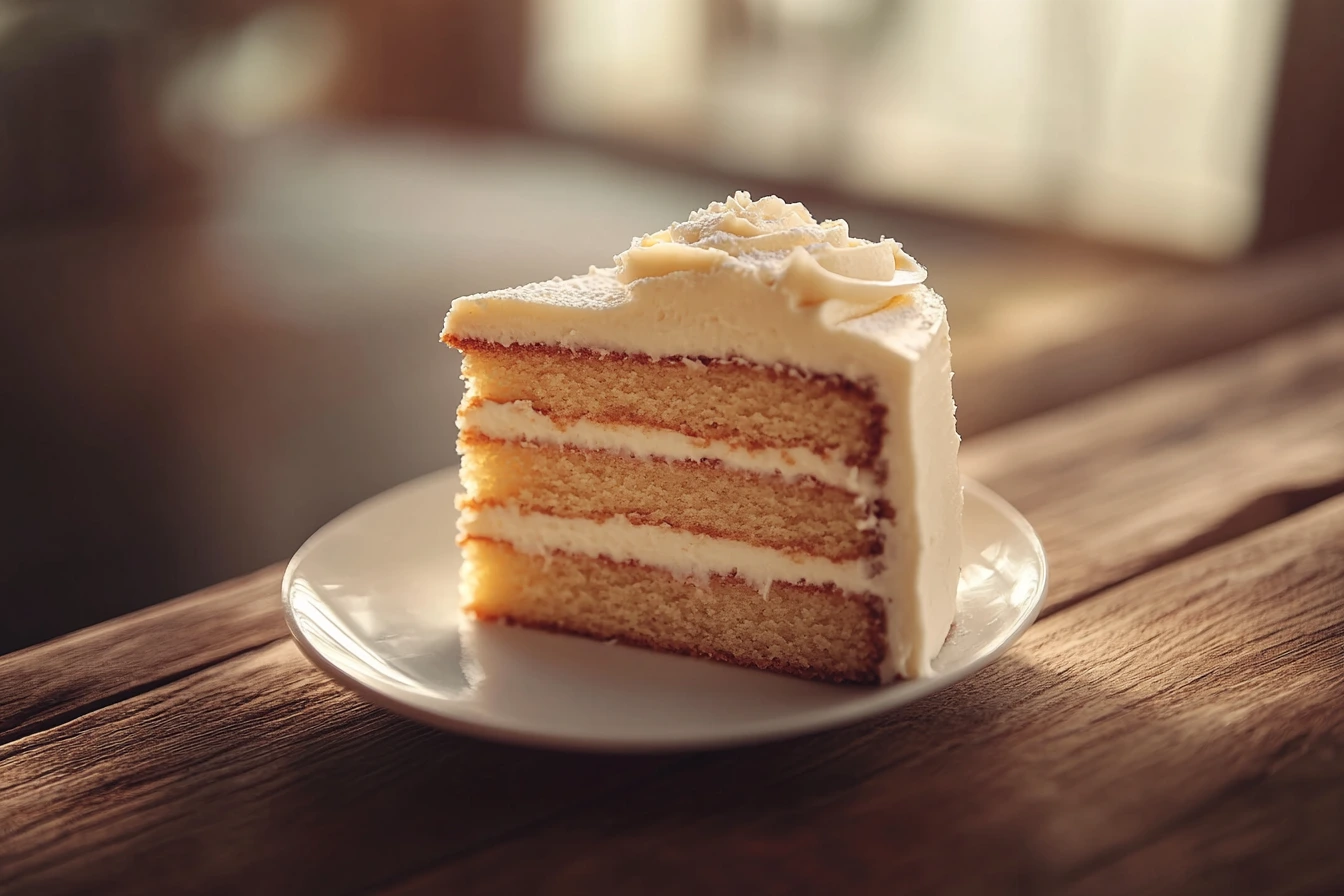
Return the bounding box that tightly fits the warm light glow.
[531,0,1289,259]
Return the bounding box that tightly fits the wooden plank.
[3,275,1339,750]
[964,315,1344,612]
[0,321,1341,893]
[0,639,681,896]
[6,316,1341,752]
[954,232,1344,436]
[381,495,1344,896]
[0,566,288,744]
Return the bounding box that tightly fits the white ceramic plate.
[284,470,1047,752]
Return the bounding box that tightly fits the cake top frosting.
[616,192,927,319]
[445,191,947,372]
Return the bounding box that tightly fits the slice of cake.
[442,192,961,683]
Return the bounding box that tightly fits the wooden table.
[3,236,1343,895]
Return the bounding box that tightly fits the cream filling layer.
[459,399,881,497]
[460,505,876,596]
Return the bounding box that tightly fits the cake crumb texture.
[462,538,886,683]
[458,435,883,561]
[454,340,885,466]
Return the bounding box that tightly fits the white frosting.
[445,269,945,378]
[460,505,875,595]
[615,193,927,317]
[459,399,882,497]
[445,193,962,680]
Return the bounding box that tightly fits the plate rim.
[282,471,1048,753]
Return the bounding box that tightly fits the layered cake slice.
[442,193,961,683]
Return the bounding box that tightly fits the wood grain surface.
[0,566,288,745]
[1,313,1342,891]
[965,314,1344,612]
[386,496,1344,895]
[954,232,1344,435]
[3,317,1340,756]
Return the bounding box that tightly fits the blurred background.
[3,0,1342,653]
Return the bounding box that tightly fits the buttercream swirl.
[615,192,927,318]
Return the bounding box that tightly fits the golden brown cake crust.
[461,538,889,684]
[448,338,887,466]
[457,434,886,562]
[472,612,884,684]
